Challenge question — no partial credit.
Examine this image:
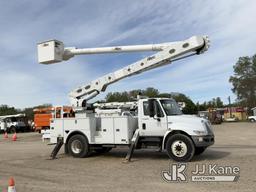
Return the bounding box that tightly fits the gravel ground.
[0,122,255,192]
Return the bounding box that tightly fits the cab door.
[139,100,168,136]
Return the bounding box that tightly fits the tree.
[106,92,130,102]
[144,87,159,98]
[197,97,224,111]
[215,97,224,108]
[106,88,160,102]
[197,102,207,111]
[105,89,198,114]
[22,104,52,120]
[129,89,143,99]
[229,55,256,109]
[0,104,53,119]
[170,93,197,114]
[0,105,19,116]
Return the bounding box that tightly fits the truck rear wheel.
[166,134,195,162]
[68,134,90,158]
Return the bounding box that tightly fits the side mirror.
[148,99,155,117]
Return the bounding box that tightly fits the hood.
[168,114,205,124]
[167,115,210,135]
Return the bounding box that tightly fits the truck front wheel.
[166,134,195,162]
[68,134,90,158]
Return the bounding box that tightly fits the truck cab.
[137,98,214,161]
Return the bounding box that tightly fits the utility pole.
[228,96,232,118]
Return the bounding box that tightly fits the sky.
[0,0,256,108]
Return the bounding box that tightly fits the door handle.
[103,129,106,132]
[142,123,146,130]
[116,129,120,132]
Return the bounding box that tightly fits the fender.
[64,129,89,144]
[162,129,192,150]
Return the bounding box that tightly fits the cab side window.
[143,101,149,116]
[143,101,164,117]
[155,101,164,117]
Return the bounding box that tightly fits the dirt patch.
[0,122,255,192]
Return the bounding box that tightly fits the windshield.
[160,99,183,116]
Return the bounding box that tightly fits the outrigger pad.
[50,138,63,159]
[124,130,140,162]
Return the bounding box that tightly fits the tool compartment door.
[50,119,64,143]
[99,117,115,144]
[114,116,137,144]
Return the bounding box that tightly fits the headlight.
[193,130,207,135]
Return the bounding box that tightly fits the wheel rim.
[71,140,82,154]
[171,140,188,157]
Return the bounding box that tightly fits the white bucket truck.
[0,114,28,133]
[37,35,214,161]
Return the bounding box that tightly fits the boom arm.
[37,36,209,107]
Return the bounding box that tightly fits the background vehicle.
[248,107,256,122]
[33,107,73,132]
[198,110,222,124]
[248,116,256,122]
[0,114,30,133]
[37,35,214,161]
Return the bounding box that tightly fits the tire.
[166,134,195,162]
[250,118,256,122]
[195,147,206,155]
[68,134,90,158]
[94,147,112,153]
[64,143,69,155]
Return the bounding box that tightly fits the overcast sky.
[0,0,256,108]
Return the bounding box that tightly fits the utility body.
[37,35,214,161]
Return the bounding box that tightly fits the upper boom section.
[37,36,210,107]
[38,40,166,64]
[37,36,208,64]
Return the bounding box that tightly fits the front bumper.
[191,135,214,147]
